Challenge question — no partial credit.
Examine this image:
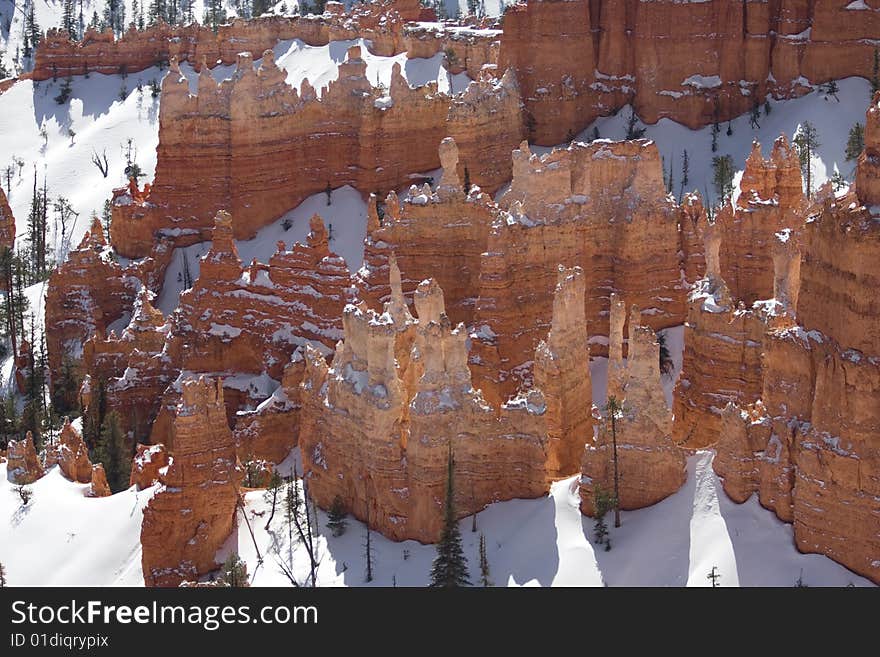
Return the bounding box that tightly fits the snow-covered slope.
[3,451,869,586]
[0,463,156,585]
[555,77,872,206]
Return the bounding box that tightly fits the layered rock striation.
[581,297,686,513]
[712,96,880,583]
[468,139,703,406]
[299,266,591,542]
[499,0,880,144]
[140,377,243,587]
[110,47,523,258]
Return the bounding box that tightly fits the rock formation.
[47,418,93,484]
[5,432,43,484]
[144,211,351,453]
[468,139,703,406]
[499,0,880,144]
[140,377,243,587]
[129,443,169,490]
[44,216,172,411]
[673,138,806,448]
[87,464,111,498]
[28,2,478,82]
[711,97,880,584]
[300,268,590,542]
[110,46,523,258]
[716,137,806,304]
[0,186,15,257]
[581,297,686,514]
[354,137,499,327]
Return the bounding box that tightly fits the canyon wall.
[581,298,686,514]
[28,1,483,82]
[299,267,590,543]
[712,95,880,584]
[468,139,703,406]
[498,0,880,144]
[673,138,805,448]
[110,47,523,258]
[140,377,243,587]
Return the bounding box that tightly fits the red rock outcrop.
[712,97,880,583]
[232,353,305,464]
[717,137,806,304]
[87,464,111,498]
[498,0,880,144]
[354,137,500,326]
[47,418,93,484]
[468,139,703,406]
[110,46,523,258]
[581,297,686,513]
[28,1,475,82]
[674,138,805,448]
[45,216,173,411]
[5,432,44,484]
[300,267,589,542]
[143,211,351,453]
[140,377,243,587]
[129,443,169,490]
[0,186,15,256]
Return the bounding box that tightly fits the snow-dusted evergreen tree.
[219,553,248,586]
[62,0,79,40]
[793,121,820,199]
[679,149,690,201]
[429,445,471,587]
[94,410,130,492]
[103,0,126,37]
[327,495,348,537]
[24,5,41,58]
[0,561,7,587]
[712,154,735,203]
[478,533,492,587]
[846,123,865,162]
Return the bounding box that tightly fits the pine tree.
[666,154,674,195]
[63,0,78,40]
[219,553,248,586]
[363,507,373,583]
[429,445,471,587]
[24,5,41,59]
[726,121,733,137]
[592,485,615,550]
[712,154,735,203]
[478,533,491,587]
[846,123,865,162]
[94,410,129,493]
[872,49,879,96]
[604,396,623,528]
[711,122,719,152]
[327,494,348,537]
[262,469,283,530]
[679,149,690,201]
[793,121,821,199]
[0,561,6,587]
[463,167,471,195]
[625,108,646,140]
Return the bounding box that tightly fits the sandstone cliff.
[498,0,880,144]
[581,297,686,513]
[140,377,243,587]
[110,47,523,258]
[711,96,880,583]
[468,139,702,407]
[300,266,590,542]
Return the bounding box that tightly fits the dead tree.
[90,149,109,178]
